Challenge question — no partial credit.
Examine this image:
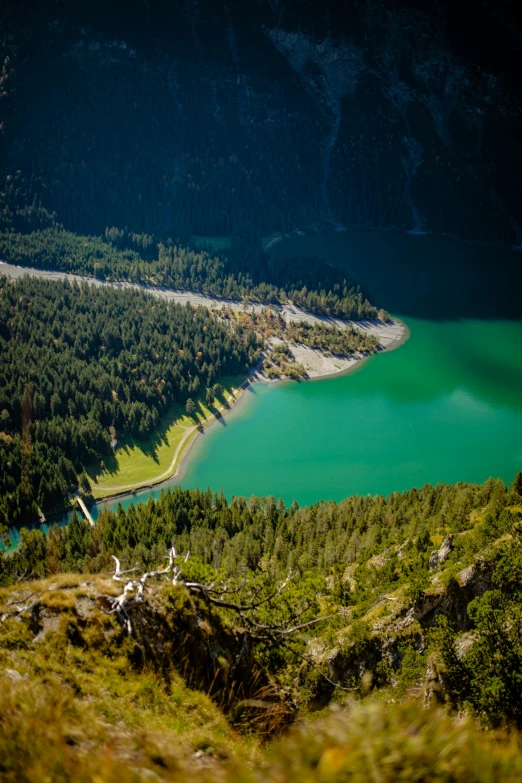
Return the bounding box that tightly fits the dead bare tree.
[105,547,334,647]
[103,547,351,690]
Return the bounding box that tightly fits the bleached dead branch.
[104,547,325,648]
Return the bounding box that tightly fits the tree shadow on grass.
[197,398,227,427]
[86,376,248,482]
[86,411,179,483]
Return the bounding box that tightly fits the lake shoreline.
[0,258,407,521]
[89,317,409,509]
[5,225,522,547]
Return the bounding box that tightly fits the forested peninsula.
[0,272,403,521]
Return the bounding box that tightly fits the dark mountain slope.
[1,0,521,245]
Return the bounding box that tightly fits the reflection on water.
[271,228,522,321]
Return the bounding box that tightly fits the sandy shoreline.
[251,309,408,381]
[272,316,407,379]
[0,260,407,382]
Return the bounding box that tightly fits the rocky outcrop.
[2,577,294,735]
[324,555,494,689]
[456,559,495,596]
[454,632,478,660]
[429,536,454,571]
[326,637,383,687]
[424,653,448,705]
[400,559,493,632]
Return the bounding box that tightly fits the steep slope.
[3,473,522,780]
[1,0,521,245]
[3,474,522,721]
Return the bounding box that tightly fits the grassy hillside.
[0,573,264,782]
[3,474,522,730]
[2,563,522,782]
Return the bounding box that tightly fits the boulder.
[429,535,454,571]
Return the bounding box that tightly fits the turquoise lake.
[175,229,522,505]
[176,316,522,506]
[6,228,522,544]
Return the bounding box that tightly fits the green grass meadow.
[87,376,245,496]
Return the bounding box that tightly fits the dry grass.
[260,699,522,783]
[0,677,242,782]
[3,675,522,782]
[3,576,522,782]
[0,577,262,782]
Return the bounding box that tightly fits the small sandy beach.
[255,313,408,381]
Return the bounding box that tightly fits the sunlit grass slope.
[0,574,261,782]
[3,574,522,782]
[87,376,244,497]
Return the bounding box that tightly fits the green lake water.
[174,229,522,506]
[176,316,522,506]
[6,229,522,544]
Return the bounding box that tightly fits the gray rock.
[424,654,447,705]
[458,564,475,586]
[457,561,492,595]
[454,632,477,660]
[429,535,454,571]
[75,596,96,620]
[33,607,61,643]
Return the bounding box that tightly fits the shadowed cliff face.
[1,0,521,245]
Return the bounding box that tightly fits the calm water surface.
[173,229,522,505]
[176,316,522,506]
[6,230,522,544]
[174,229,522,505]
